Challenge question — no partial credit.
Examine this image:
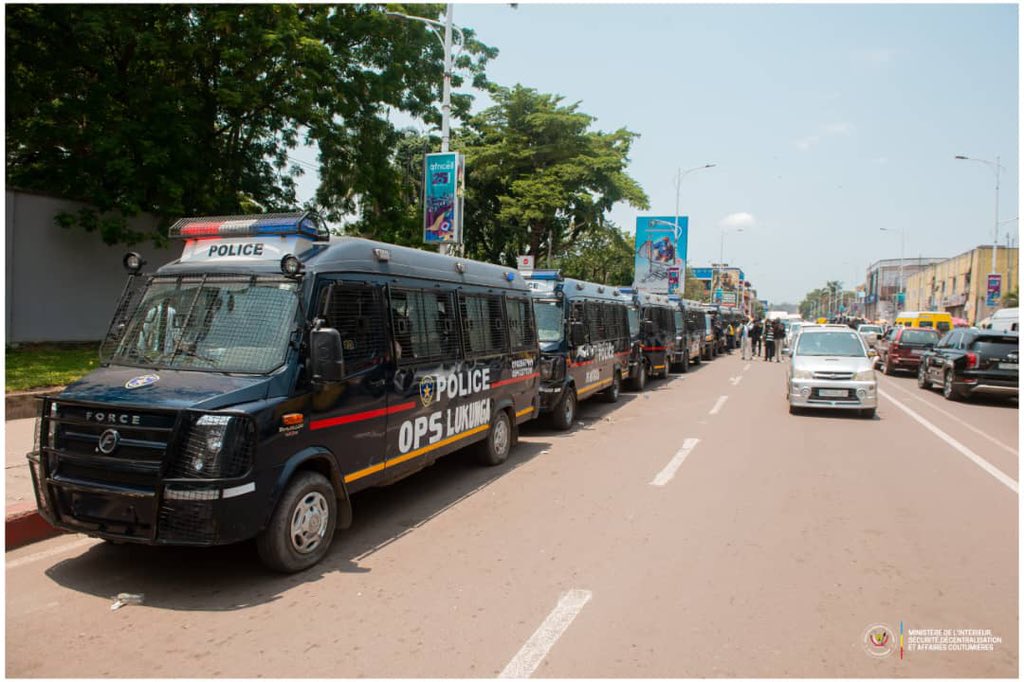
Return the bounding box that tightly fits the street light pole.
[672,163,715,298]
[955,154,1006,309]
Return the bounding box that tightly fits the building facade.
[863,257,945,322]
[904,245,1019,324]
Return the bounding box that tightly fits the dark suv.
[876,327,941,375]
[917,329,1019,401]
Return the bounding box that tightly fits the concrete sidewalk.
[6,416,66,549]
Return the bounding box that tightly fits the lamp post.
[386,6,464,255]
[954,155,1004,275]
[880,227,905,316]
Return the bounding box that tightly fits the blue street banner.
[633,215,688,293]
[423,152,464,245]
[692,267,713,280]
[986,273,1002,307]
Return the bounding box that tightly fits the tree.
[556,222,635,285]
[458,85,648,266]
[6,4,496,245]
[682,267,707,301]
[1002,289,1019,308]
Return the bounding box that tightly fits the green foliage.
[1002,288,1018,308]
[6,344,99,392]
[683,267,707,301]
[6,4,495,245]
[459,85,648,266]
[556,223,635,285]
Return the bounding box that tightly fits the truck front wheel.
[257,471,338,573]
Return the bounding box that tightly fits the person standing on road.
[763,320,775,361]
[751,319,762,357]
[726,322,736,352]
[773,319,785,362]
[740,318,752,360]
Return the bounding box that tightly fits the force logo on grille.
[97,429,121,455]
[125,374,160,390]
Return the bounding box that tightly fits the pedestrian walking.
[751,320,762,356]
[763,320,775,361]
[740,319,752,360]
[773,319,784,362]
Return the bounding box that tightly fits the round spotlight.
[123,252,146,274]
[800,387,811,398]
[280,254,303,278]
[856,388,867,399]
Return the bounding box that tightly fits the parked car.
[875,327,941,375]
[980,307,1019,333]
[917,329,1019,402]
[786,327,878,418]
[784,321,806,351]
[857,323,884,348]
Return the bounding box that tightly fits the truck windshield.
[106,276,300,374]
[533,299,565,346]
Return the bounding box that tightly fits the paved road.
[6,352,1017,677]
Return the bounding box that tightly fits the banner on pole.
[986,273,1002,307]
[633,216,688,293]
[423,152,464,245]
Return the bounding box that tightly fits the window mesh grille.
[506,297,537,351]
[460,294,507,357]
[323,284,386,374]
[391,288,460,364]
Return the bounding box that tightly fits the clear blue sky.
[298,3,1019,304]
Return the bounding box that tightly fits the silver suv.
[786,328,878,418]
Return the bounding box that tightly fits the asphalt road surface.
[6,351,1018,677]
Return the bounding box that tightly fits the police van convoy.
[525,271,632,429]
[620,288,687,384]
[673,297,707,369]
[28,213,541,572]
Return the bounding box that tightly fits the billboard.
[423,152,464,245]
[715,267,743,307]
[633,216,688,293]
[986,273,1002,307]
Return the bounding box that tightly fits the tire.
[476,409,512,466]
[601,371,621,403]
[257,471,337,573]
[917,365,931,389]
[680,352,690,374]
[631,363,647,392]
[548,386,577,431]
[693,348,702,365]
[942,371,962,402]
[860,408,876,419]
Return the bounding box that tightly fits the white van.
[982,307,1018,332]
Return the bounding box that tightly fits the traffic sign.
[517,255,535,270]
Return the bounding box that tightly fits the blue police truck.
[27,213,540,572]
[524,271,631,429]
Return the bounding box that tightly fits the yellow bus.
[894,311,953,333]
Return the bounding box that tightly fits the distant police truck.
[27,213,540,572]
[524,271,631,429]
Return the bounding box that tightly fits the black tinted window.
[390,288,460,364]
[901,330,940,345]
[506,297,537,351]
[971,336,1019,357]
[323,283,386,374]
[460,294,507,357]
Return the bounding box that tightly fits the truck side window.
[506,297,536,352]
[390,288,459,364]
[323,283,385,375]
[459,294,507,358]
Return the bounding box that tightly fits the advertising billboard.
[423,152,464,245]
[716,267,743,307]
[633,216,688,293]
[986,273,1003,307]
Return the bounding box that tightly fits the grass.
[5,343,100,392]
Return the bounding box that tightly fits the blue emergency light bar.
[169,212,327,241]
[524,269,562,281]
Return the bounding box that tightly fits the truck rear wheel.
[631,363,647,392]
[257,471,337,573]
[476,410,512,466]
[601,372,621,403]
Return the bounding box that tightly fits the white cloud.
[795,121,853,151]
[719,212,756,230]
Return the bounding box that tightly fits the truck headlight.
[854,369,875,381]
[792,369,813,380]
[174,414,253,479]
[540,356,564,381]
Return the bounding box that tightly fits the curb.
[6,502,65,551]
[5,387,64,421]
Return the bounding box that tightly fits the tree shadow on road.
[43,439,551,613]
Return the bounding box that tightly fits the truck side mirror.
[310,326,345,384]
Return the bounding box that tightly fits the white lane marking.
[650,438,701,487]
[709,395,728,415]
[743,363,751,372]
[499,589,593,678]
[729,376,743,386]
[880,389,1018,494]
[882,379,1018,457]
[7,538,97,570]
